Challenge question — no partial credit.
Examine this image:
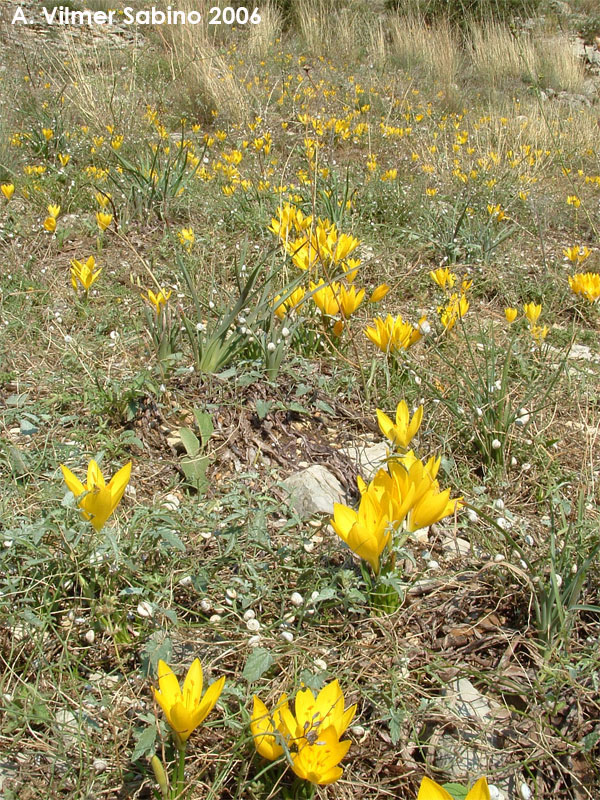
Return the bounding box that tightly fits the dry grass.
[388,13,463,89]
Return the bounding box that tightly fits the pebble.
[93,759,108,773]
[248,635,261,647]
[290,592,304,606]
[162,493,180,511]
[314,658,327,671]
[136,601,153,618]
[84,630,95,644]
[209,614,222,624]
[243,609,256,621]
[200,598,211,613]
[519,783,532,800]
[280,631,294,643]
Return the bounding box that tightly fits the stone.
[281,465,346,517]
[342,441,388,480]
[441,535,471,557]
[433,678,522,798]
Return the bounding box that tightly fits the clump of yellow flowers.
[251,678,356,786]
[331,403,461,584]
[269,202,386,337]
[568,272,600,304]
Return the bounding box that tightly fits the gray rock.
[433,678,521,797]
[342,441,388,480]
[441,535,471,557]
[282,465,346,518]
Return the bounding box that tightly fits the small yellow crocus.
[523,302,542,325]
[1,183,15,201]
[47,204,60,219]
[42,128,54,141]
[60,459,131,531]
[153,658,225,743]
[178,227,195,249]
[563,245,591,265]
[43,216,57,233]
[143,287,172,314]
[58,153,70,167]
[429,267,456,291]
[369,283,390,303]
[504,307,518,323]
[418,776,490,800]
[95,191,111,208]
[96,211,113,231]
[251,679,355,785]
[377,401,424,450]
[365,314,423,353]
[71,256,102,292]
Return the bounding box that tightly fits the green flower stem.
[173,738,187,799]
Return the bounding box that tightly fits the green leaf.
[120,430,144,450]
[315,399,335,416]
[179,427,200,456]
[443,783,469,800]
[193,410,214,447]
[255,399,272,420]
[131,726,157,762]
[242,647,273,683]
[158,527,186,552]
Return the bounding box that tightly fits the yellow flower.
[1,183,15,201]
[274,286,305,319]
[504,307,518,323]
[291,726,351,785]
[566,195,581,208]
[429,267,456,291]
[60,459,131,531]
[178,227,195,249]
[377,401,423,449]
[530,324,548,343]
[96,211,113,231]
[439,293,469,331]
[251,680,355,785]
[568,272,600,303]
[563,245,591,264]
[310,280,341,316]
[42,128,54,141]
[58,153,70,167]
[418,776,490,800]
[365,314,423,354]
[153,659,225,743]
[43,216,57,233]
[369,283,390,303]
[95,191,111,208]
[331,493,392,573]
[338,284,365,317]
[523,302,542,325]
[47,204,60,218]
[71,255,102,291]
[487,203,506,221]
[143,287,172,314]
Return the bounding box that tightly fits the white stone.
[282,465,346,517]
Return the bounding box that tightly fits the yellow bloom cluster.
[365,314,425,353]
[270,202,361,280]
[523,301,548,341]
[331,404,461,573]
[251,679,356,786]
[568,272,600,304]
